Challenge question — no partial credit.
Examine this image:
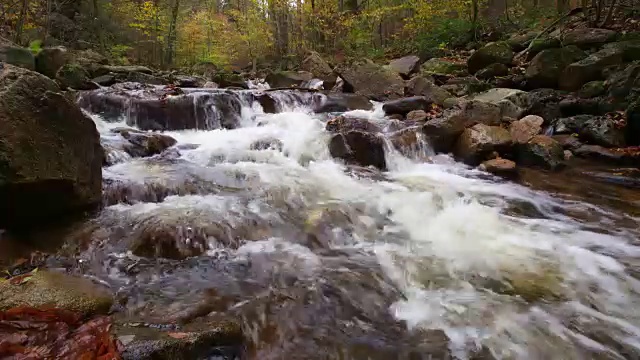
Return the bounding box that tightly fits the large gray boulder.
[454,124,513,165]
[35,46,70,78]
[301,51,336,88]
[0,64,103,229]
[468,88,531,119]
[265,70,313,88]
[388,55,421,78]
[559,46,624,91]
[406,76,451,106]
[561,28,618,49]
[525,46,587,89]
[335,59,404,100]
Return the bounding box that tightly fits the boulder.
[605,61,640,102]
[56,63,99,90]
[388,55,421,78]
[558,97,613,117]
[111,128,177,158]
[554,115,625,148]
[100,65,153,75]
[507,31,539,51]
[420,58,467,76]
[468,42,513,74]
[406,110,428,122]
[479,158,518,178]
[73,49,109,68]
[329,131,386,170]
[558,47,624,91]
[176,76,206,88]
[191,61,218,79]
[314,93,373,113]
[517,135,565,170]
[454,124,513,165]
[301,51,336,87]
[510,115,544,144]
[561,28,618,49]
[389,127,428,158]
[627,99,640,145]
[92,74,116,86]
[552,134,583,151]
[527,37,562,59]
[326,115,381,133]
[578,81,605,98]
[35,46,69,78]
[525,88,567,123]
[603,40,640,62]
[0,65,102,229]
[0,270,113,317]
[265,70,313,88]
[476,63,509,79]
[212,72,247,88]
[382,97,431,117]
[573,145,640,165]
[405,76,450,106]
[126,71,166,85]
[469,88,531,119]
[0,37,35,70]
[525,46,587,89]
[422,100,502,153]
[335,59,404,100]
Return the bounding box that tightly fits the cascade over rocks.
[335,59,404,100]
[468,41,514,74]
[0,64,103,229]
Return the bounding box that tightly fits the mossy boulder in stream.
[56,63,99,90]
[0,270,113,317]
[0,64,103,229]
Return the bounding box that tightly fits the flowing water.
[64,87,640,359]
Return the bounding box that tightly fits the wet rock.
[627,99,640,145]
[112,128,178,157]
[578,80,605,98]
[405,76,450,106]
[314,93,373,113]
[479,158,517,178]
[388,55,421,78]
[454,123,513,165]
[265,70,313,88]
[554,115,625,148]
[517,135,565,170]
[92,74,116,86]
[382,96,431,117]
[335,59,404,100]
[35,46,69,78]
[420,58,466,76]
[551,134,583,151]
[469,88,531,119]
[329,131,386,170]
[326,115,382,133]
[56,63,99,90]
[202,81,218,88]
[0,37,35,70]
[0,64,103,229]
[301,51,336,88]
[468,41,514,74]
[0,270,113,317]
[559,47,624,91]
[558,97,613,117]
[422,100,502,153]
[510,115,544,144]
[562,28,618,49]
[525,46,587,89]
[255,93,277,113]
[524,88,567,123]
[250,138,284,151]
[118,321,243,360]
[406,110,428,122]
[603,40,640,62]
[176,76,205,88]
[476,63,509,79]
[573,145,640,165]
[389,127,429,158]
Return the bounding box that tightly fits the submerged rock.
[0,64,103,229]
[0,270,113,317]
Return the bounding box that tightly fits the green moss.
[421,58,466,75]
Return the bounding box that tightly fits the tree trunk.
[15,0,29,45]
[165,0,181,67]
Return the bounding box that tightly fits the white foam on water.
[86,89,640,359]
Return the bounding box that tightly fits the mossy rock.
[421,58,466,76]
[468,41,514,74]
[0,38,35,70]
[56,63,98,90]
[579,80,605,98]
[527,37,561,58]
[0,270,113,317]
[525,46,587,89]
[212,72,246,88]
